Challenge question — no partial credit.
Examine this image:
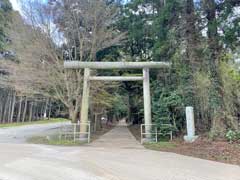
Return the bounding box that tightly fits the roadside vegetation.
[27,136,86,146]
[144,139,240,166]
[129,124,240,165]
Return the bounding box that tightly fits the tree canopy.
[0,0,12,51]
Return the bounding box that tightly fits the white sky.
[9,0,22,12]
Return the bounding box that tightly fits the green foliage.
[218,1,240,49]
[157,124,176,138]
[111,93,128,117]
[118,0,154,60]
[144,141,177,151]
[194,71,212,128]
[152,0,181,61]
[226,130,240,143]
[0,0,12,11]
[152,83,184,131]
[0,0,12,50]
[27,135,86,146]
[219,60,240,129]
[172,57,196,107]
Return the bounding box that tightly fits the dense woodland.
[0,0,240,138]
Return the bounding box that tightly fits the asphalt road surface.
[0,122,70,143]
[0,121,239,180]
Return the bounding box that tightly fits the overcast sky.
[9,0,21,12]
[9,0,239,18]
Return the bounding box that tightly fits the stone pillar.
[184,106,198,142]
[80,68,90,138]
[143,68,152,139]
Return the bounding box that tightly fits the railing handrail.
[140,123,173,144]
[59,122,91,143]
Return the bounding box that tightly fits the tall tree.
[0,0,12,51]
[4,0,124,122]
[202,0,240,134]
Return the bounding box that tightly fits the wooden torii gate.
[64,61,170,138]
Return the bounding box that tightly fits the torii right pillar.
[143,68,152,138]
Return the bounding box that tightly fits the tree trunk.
[40,101,44,119]
[94,113,98,132]
[3,94,10,123]
[22,97,28,122]
[69,107,78,123]
[184,0,204,129]
[203,0,227,134]
[29,102,33,122]
[17,96,23,123]
[43,98,49,119]
[96,114,102,130]
[127,94,131,123]
[48,99,51,119]
[0,96,4,123]
[7,93,12,123]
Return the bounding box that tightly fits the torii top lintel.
[64,61,170,69]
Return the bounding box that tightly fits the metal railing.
[140,123,173,144]
[59,122,91,143]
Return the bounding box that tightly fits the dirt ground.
[128,124,240,166]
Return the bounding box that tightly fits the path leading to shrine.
[0,120,239,180]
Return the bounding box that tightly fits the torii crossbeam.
[64,61,171,139]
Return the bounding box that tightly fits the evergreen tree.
[0,0,12,51]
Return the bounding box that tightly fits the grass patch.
[144,141,177,151]
[27,135,87,146]
[0,118,70,128]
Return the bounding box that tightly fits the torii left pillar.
[143,68,152,137]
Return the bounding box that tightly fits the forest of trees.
[0,0,240,138]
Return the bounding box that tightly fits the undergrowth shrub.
[226,130,240,143]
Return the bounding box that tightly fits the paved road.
[0,121,239,180]
[0,122,70,143]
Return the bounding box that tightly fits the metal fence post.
[155,126,158,142]
[88,122,91,143]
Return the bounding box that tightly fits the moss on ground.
[144,142,177,150]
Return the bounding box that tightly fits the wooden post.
[80,68,91,138]
[143,68,152,139]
